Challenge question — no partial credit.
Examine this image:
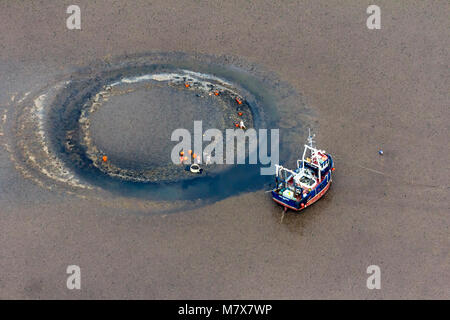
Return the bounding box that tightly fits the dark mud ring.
[51,64,259,184]
[10,52,316,208]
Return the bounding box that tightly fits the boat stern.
[271,190,303,211]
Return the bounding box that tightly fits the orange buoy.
[183,156,188,161]
[238,112,243,116]
[235,98,242,104]
[235,123,239,127]
[193,153,197,159]
[188,150,192,155]
[102,155,108,162]
[185,83,190,88]
[180,151,184,156]
[214,91,219,96]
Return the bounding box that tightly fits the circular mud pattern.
[6,52,316,213]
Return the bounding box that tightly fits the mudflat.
[0,1,448,299]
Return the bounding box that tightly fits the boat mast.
[307,128,315,148]
[307,128,321,181]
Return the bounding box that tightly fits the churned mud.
[7,52,314,206]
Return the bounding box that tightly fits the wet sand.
[0,1,448,299]
[89,86,226,169]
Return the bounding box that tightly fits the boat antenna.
[307,128,316,148]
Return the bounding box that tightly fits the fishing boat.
[271,129,334,212]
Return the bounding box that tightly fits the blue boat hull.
[272,155,334,212]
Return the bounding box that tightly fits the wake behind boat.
[271,130,334,212]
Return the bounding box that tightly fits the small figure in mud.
[239,120,246,130]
